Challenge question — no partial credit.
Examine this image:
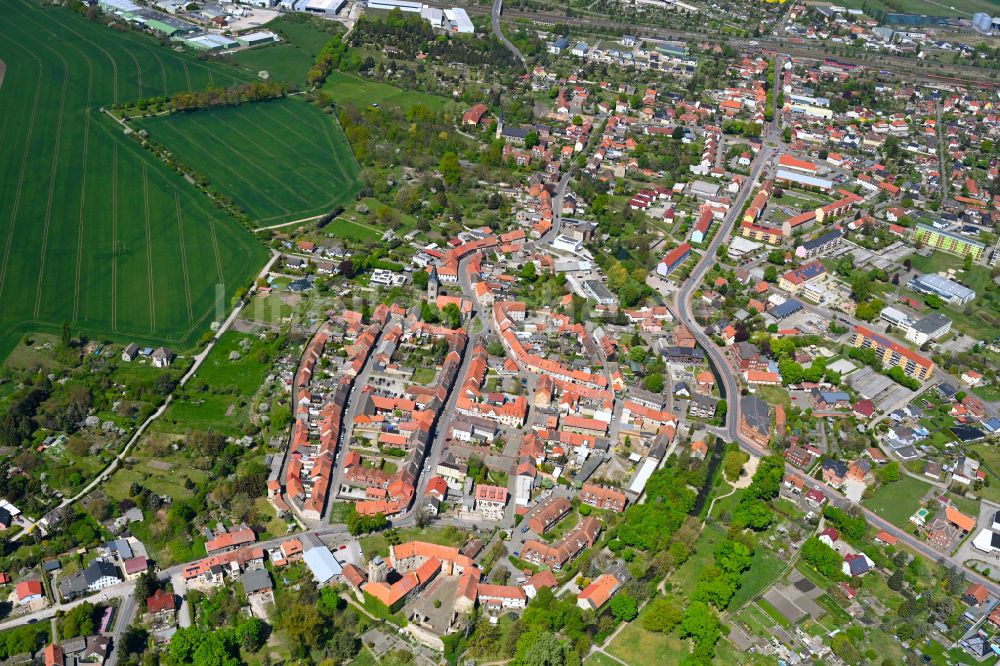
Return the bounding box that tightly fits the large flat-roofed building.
[907,273,976,305]
[305,0,347,13]
[906,313,952,345]
[913,224,985,260]
[444,7,474,32]
[850,325,934,380]
[878,307,951,345]
[775,169,833,191]
[366,0,423,11]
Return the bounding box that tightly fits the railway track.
[433,1,1000,88]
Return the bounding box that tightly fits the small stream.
[690,438,725,516]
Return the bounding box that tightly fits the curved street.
[491,0,528,74]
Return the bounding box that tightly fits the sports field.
[0,1,268,359]
[135,97,362,226]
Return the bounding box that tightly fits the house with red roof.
[576,574,621,611]
[146,589,176,616]
[15,579,44,604]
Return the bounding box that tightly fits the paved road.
[490,0,528,74]
[664,64,1000,596]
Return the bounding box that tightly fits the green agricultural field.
[322,70,450,112]
[0,1,268,361]
[135,97,361,226]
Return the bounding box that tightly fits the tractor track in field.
[141,163,156,333]
[111,144,119,332]
[32,47,71,320]
[259,105,350,183]
[0,50,42,303]
[208,219,226,303]
[205,113,319,209]
[18,4,121,104]
[153,115,286,219]
[174,193,194,321]
[73,55,95,323]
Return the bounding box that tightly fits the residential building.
[474,485,509,521]
[849,326,934,380]
[524,496,571,535]
[739,396,771,446]
[520,517,601,570]
[913,224,985,260]
[657,243,692,277]
[579,484,627,512]
[576,574,620,611]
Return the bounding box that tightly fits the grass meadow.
[229,15,343,86]
[322,70,451,112]
[135,97,361,226]
[0,1,267,360]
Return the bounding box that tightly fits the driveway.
[842,479,867,503]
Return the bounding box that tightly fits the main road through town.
[668,76,1000,596]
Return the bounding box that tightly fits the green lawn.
[410,367,437,384]
[584,654,624,666]
[672,523,726,598]
[606,621,691,665]
[326,217,382,242]
[136,97,361,226]
[973,385,1000,402]
[861,475,933,528]
[358,526,467,559]
[757,386,791,412]
[190,331,276,394]
[730,546,786,610]
[322,70,451,112]
[228,16,343,85]
[0,0,267,361]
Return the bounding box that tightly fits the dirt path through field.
[0,60,6,92]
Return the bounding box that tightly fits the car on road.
[520,526,528,533]
[339,545,347,550]
[27,619,37,624]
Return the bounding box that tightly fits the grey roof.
[846,556,871,576]
[689,394,718,410]
[741,396,770,434]
[823,459,849,478]
[910,312,951,335]
[58,573,88,598]
[84,559,123,585]
[801,229,842,251]
[771,299,804,319]
[501,126,530,139]
[302,544,342,583]
[109,538,133,560]
[240,568,272,595]
[908,272,975,301]
[60,637,87,655]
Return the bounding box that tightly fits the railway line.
[435,1,1000,89]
